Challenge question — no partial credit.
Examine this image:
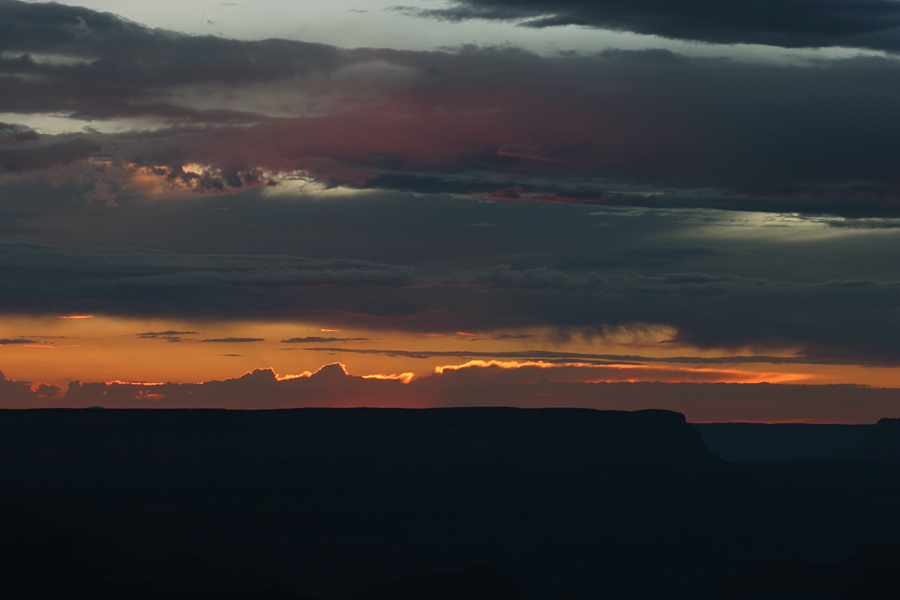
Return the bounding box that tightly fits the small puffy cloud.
[0,370,61,403]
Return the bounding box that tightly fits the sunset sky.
[4,0,900,420]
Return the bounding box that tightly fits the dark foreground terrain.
[1,408,899,600]
[693,423,873,463]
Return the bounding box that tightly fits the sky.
[4,0,900,420]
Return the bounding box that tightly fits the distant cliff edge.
[843,417,900,461]
[0,407,713,465]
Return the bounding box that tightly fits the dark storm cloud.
[0,72,263,122]
[0,122,39,145]
[0,1,346,124]
[4,238,900,363]
[0,1,347,86]
[0,136,99,173]
[397,0,900,52]
[95,49,900,212]
[4,4,900,370]
[4,3,900,210]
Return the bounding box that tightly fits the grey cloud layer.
[0,136,99,173]
[0,122,38,145]
[4,236,900,362]
[400,0,900,52]
[4,3,900,210]
[0,1,346,86]
[3,2,900,370]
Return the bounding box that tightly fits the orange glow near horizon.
[0,314,897,391]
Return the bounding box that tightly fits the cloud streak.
[295,346,870,367]
[397,0,900,52]
[282,336,371,343]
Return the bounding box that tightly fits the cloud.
[0,370,60,402]
[3,239,900,363]
[3,3,900,212]
[396,0,900,52]
[2,4,900,370]
[59,363,417,409]
[496,142,564,163]
[0,137,100,174]
[0,1,348,89]
[0,338,37,345]
[0,363,897,423]
[0,123,39,145]
[294,346,867,367]
[281,336,371,343]
[137,330,196,343]
[137,330,196,337]
[201,337,265,343]
[427,359,808,384]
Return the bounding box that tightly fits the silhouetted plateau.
[843,418,900,462]
[0,408,898,599]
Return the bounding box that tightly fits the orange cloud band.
[432,359,810,384]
